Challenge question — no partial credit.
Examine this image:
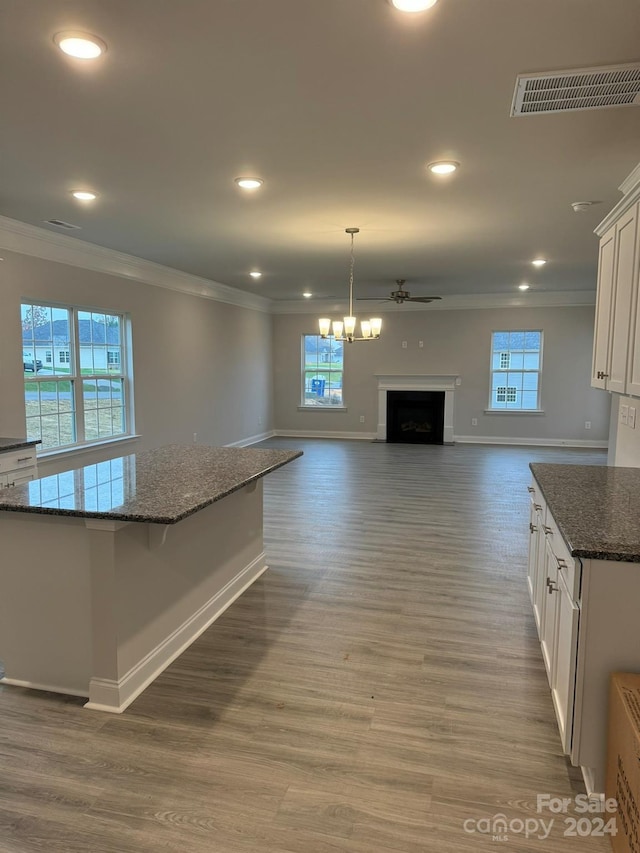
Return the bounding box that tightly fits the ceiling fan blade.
[356,296,393,301]
[406,296,442,303]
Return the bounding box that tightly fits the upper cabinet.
[592,164,640,396]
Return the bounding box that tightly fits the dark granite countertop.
[0,437,41,452]
[0,444,302,524]
[530,463,640,562]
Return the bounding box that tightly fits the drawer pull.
[529,522,537,534]
[527,486,535,494]
[534,503,543,512]
[543,525,553,535]
[546,577,558,594]
[556,557,568,569]
[17,456,33,463]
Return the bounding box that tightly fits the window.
[489,330,542,411]
[302,334,344,406]
[21,302,132,451]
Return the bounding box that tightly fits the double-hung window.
[302,334,344,406]
[489,330,542,411]
[21,301,132,451]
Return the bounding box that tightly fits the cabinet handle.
[543,525,553,535]
[534,503,543,512]
[530,522,537,534]
[597,371,610,379]
[17,456,33,463]
[546,577,558,594]
[527,486,535,494]
[556,557,568,569]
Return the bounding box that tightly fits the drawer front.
[544,512,580,600]
[0,448,37,474]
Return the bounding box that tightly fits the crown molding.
[0,215,271,314]
[596,161,640,236]
[272,290,596,314]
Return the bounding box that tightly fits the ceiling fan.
[357,280,442,305]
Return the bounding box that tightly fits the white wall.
[272,305,610,445]
[0,250,273,474]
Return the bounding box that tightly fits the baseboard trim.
[454,435,608,449]
[0,677,88,698]
[226,430,276,447]
[84,554,268,714]
[274,429,377,441]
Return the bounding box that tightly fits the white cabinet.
[591,203,639,393]
[0,446,38,488]
[527,474,640,795]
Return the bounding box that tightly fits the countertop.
[0,444,302,524]
[0,437,41,452]
[530,462,640,562]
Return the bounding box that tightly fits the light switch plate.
[621,404,629,425]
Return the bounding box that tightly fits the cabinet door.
[608,205,638,393]
[527,500,539,606]
[592,225,616,390]
[540,537,559,684]
[551,569,579,755]
[624,202,640,396]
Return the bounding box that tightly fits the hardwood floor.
[0,439,614,852]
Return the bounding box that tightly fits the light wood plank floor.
[0,440,615,852]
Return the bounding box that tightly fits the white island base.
[0,481,265,713]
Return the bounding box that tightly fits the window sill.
[297,405,347,412]
[37,434,142,461]
[484,409,545,415]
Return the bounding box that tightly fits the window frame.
[299,333,347,410]
[21,300,134,453]
[487,329,543,413]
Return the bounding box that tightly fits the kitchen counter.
[0,443,302,712]
[0,437,41,452]
[529,462,640,562]
[0,444,302,524]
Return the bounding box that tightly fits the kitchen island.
[0,444,302,712]
[527,462,640,795]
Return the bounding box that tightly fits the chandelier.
[318,228,382,343]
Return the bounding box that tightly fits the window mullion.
[72,309,86,444]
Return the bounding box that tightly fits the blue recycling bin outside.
[310,378,326,396]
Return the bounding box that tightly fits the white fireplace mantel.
[375,374,460,443]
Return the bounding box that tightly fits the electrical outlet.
[630,407,637,429]
[471,418,478,426]
[193,432,198,443]
[621,405,629,425]
[418,340,424,348]
[258,416,263,426]
[584,421,591,430]
[402,340,407,349]
[359,415,365,423]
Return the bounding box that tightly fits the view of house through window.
[302,334,344,406]
[21,302,130,450]
[489,330,542,411]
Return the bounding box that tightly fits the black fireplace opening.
[386,390,445,444]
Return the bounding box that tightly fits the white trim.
[0,677,88,698]
[84,554,268,713]
[37,433,141,461]
[273,290,597,314]
[595,162,640,236]
[0,215,270,314]
[484,409,545,415]
[580,765,600,799]
[455,435,608,448]
[225,429,276,447]
[275,429,376,441]
[376,374,458,443]
[297,405,347,412]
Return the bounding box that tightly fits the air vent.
[44,219,82,230]
[511,63,640,116]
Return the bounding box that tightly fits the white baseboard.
[84,554,268,714]
[226,430,276,447]
[274,429,377,441]
[454,435,608,449]
[0,677,88,699]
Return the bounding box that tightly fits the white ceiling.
[1,0,639,305]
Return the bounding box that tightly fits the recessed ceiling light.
[519,283,531,291]
[389,0,438,11]
[303,291,312,298]
[235,177,263,190]
[71,190,98,201]
[54,32,106,59]
[427,161,459,175]
[532,258,547,267]
[249,271,262,279]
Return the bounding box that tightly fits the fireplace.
[386,390,445,444]
[375,375,458,443]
